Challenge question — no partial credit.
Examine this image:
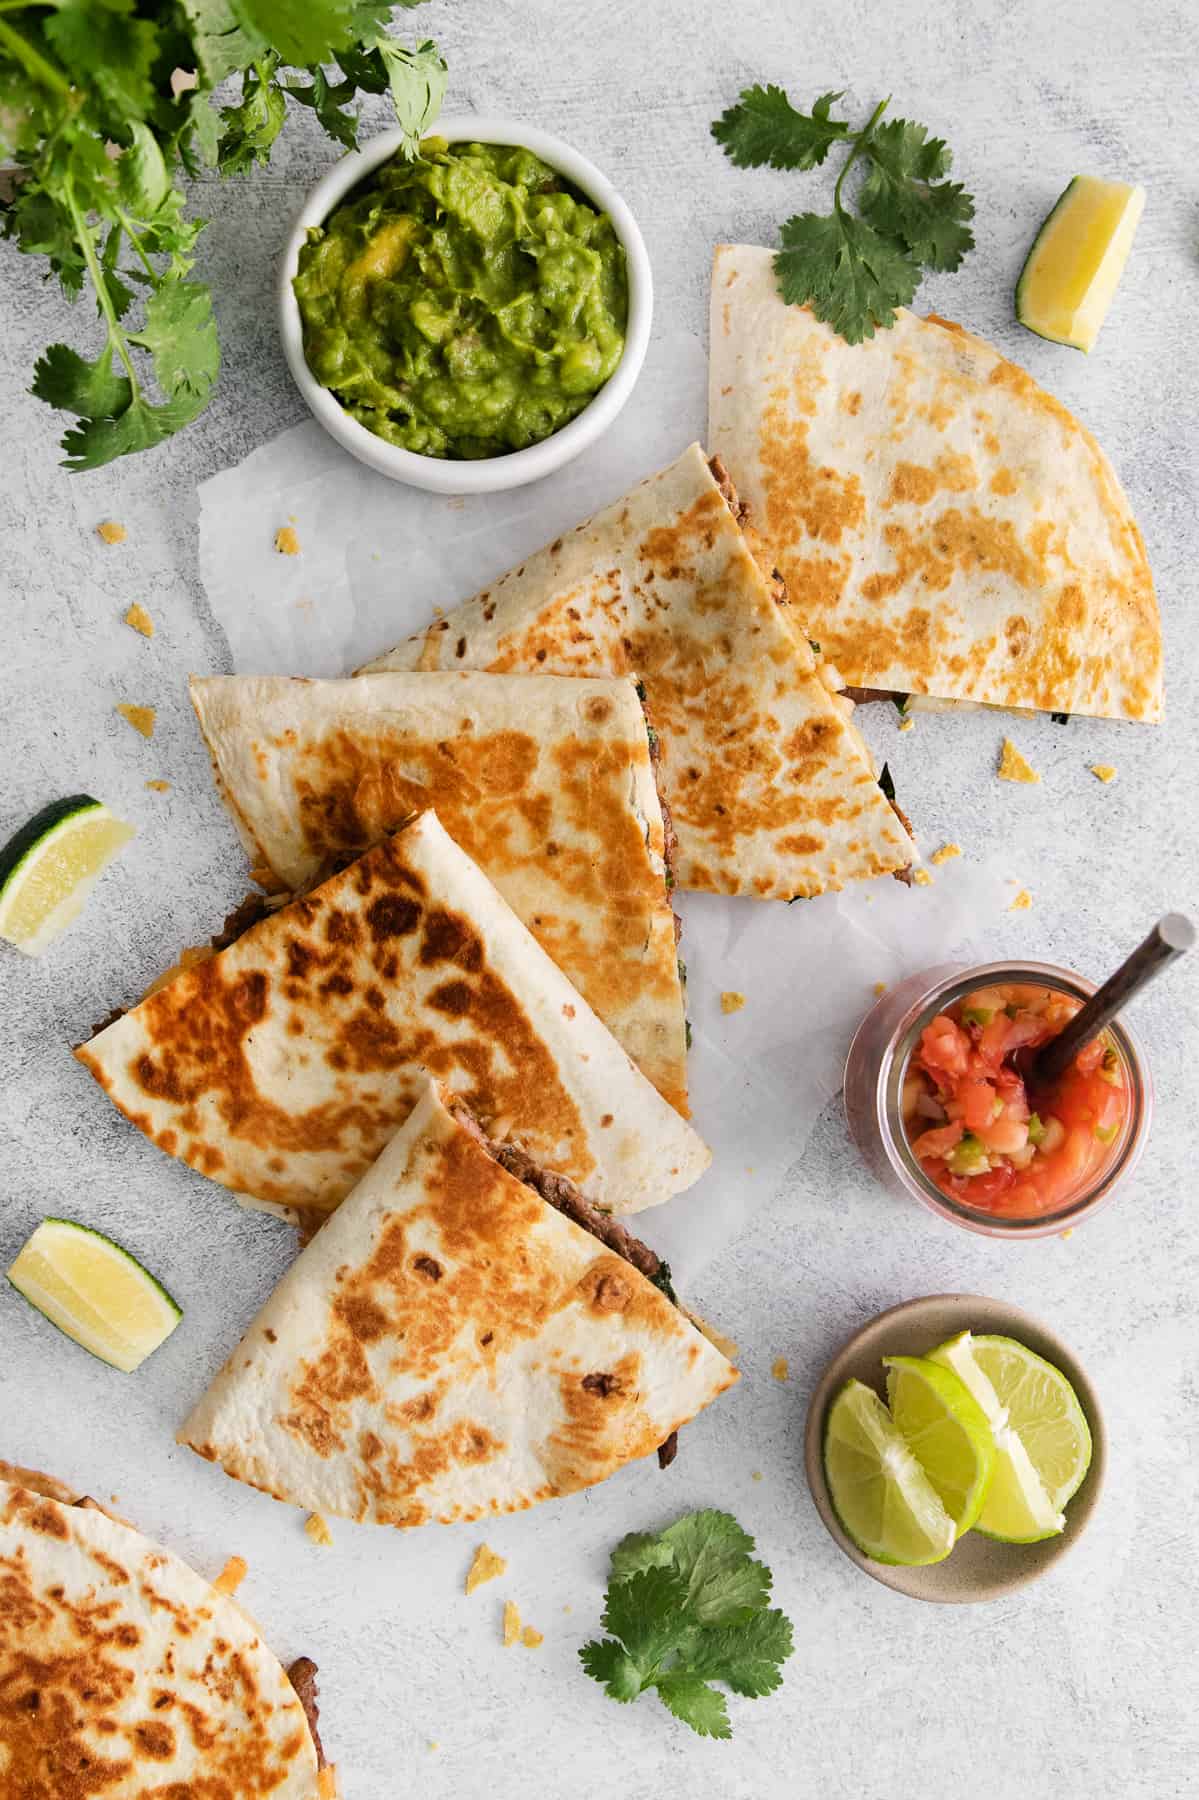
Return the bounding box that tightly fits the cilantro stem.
[63,177,142,398]
[0,16,69,95]
[116,209,160,285]
[833,94,889,215]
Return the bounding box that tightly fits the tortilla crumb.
[502,1600,522,1646]
[771,1356,789,1383]
[1060,1229,1074,1241]
[212,1555,248,1596]
[930,844,961,865]
[1009,889,1033,911]
[898,716,915,733]
[305,1513,333,1547]
[96,520,126,545]
[751,1470,763,1482]
[873,981,887,997]
[275,525,301,556]
[520,1625,544,1649]
[720,990,746,1014]
[1090,765,1117,783]
[912,869,934,886]
[116,703,155,739]
[428,1743,440,1753]
[465,1543,507,1594]
[123,602,154,638]
[998,739,1040,784]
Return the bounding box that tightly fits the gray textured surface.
[1,2,1197,1796]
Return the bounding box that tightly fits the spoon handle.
[1035,913,1195,1088]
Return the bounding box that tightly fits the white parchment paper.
[197,328,1012,1283]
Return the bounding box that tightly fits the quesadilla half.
[190,670,689,1113]
[708,244,1162,722]
[76,809,709,1218]
[180,1080,737,1527]
[359,443,914,899]
[0,1467,330,1797]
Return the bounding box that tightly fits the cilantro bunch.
[0,0,446,470]
[580,1509,794,1739]
[713,86,975,343]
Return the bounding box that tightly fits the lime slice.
[7,1218,181,1373]
[0,796,134,956]
[883,1354,995,1536]
[823,1378,956,1566]
[929,1331,1082,1541]
[1015,175,1145,352]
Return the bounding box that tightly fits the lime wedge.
[824,1378,956,1566]
[928,1331,1082,1541]
[7,1218,181,1373]
[1016,175,1145,352]
[0,796,134,956]
[884,1354,995,1536]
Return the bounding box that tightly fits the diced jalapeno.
[961,1005,995,1027]
[1027,1112,1047,1146]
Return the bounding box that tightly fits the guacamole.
[294,141,629,460]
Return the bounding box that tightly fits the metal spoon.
[1032,912,1195,1089]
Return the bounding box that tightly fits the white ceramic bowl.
[277,116,653,493]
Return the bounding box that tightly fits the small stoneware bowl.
[804,1293,1105,1603]
[277,116,653,494]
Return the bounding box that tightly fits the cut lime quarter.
[928,1331,1083,1541]
[0,796,134,956]
[884,1354,995,1536]
[1016,175,1144,352]
[7,1218,181,1373]
[823,1378,956,1567]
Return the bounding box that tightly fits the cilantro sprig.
[580,1509,794,1739]
[712,86,975,343]
[1,0,446,470]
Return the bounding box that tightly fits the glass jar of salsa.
[843,961,1152,1238]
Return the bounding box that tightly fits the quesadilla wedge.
[76,809,709,1219]
[708,244,1162,722]
[180,1080,738,1527]
[0,1465,333,1797]
[358,443,914,899]
[190,670,689,1113]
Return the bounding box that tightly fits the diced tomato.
[917,1015,972,1082]
[903,979,1129,1221]
[910,1121,965,1160]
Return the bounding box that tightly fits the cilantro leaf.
[654,1674,731,1739]
[371,34,446,158]
[864,116,953,184]
[860,118,974,273]
[231,0,390,69]
[713,85,975,343]
[578,1639,643,1703]
[31,342,130,419]
[711,85,849,171]
[218,59,288,174]
[579,1509,794,1738]
[776,209,919,343]
[600,1565,688,1668]
[686,1608,795,1697]
[654,1509,771,1625]
[44,0,160,128]
[129,277,220,403]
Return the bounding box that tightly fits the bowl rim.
[803,1292,1106,1604]
[276,114,653,493]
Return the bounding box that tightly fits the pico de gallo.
[902,982,1130,1218]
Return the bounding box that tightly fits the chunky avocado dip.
[294,140,628,459]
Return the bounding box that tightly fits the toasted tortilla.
[190,670,688,1113]
[0,1476,319,1796]
[76,809,709,1218]
[708,244,1162,722]
[359,443,913,899]
[180,1081,737,1528]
